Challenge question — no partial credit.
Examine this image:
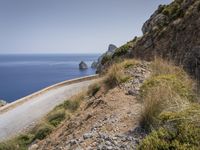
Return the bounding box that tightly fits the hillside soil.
[30,62,151,150]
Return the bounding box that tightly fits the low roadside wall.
[0,74,99,114]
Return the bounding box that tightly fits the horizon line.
[0,52,102,55]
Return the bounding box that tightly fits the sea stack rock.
[0,100,7,107]
[79,61,88,70]
[91,61,98,69]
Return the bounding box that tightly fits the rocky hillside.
[1,59,199,150]
[98,0,200,80]
[1,1,200,150]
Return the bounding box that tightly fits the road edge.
[0,74,99,114]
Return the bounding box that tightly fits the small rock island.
[79,61,88,70]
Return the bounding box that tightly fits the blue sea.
[0,54,100,103]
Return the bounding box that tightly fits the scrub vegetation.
[138,59,199,150]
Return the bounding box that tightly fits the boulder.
[79,61,88,70]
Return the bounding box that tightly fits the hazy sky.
[0,0,172,54]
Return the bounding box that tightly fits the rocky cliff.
[100,0,200,80]
[132,0,200,79]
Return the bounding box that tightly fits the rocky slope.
[98,0,200,80]
[132,0,200,78]
[30,61,151,150]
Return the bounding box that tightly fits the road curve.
[0,76,97,141]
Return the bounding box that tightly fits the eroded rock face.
[95,44,117,72]
[79,61,88,69]
[131,0,200,79]
[108,44,117,53]
[142,5,169,34]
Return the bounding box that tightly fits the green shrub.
[64,100,80,112]
[16,134,34,146]
[101,55,112,65]
[104,64,129,88]
[139,73,196,131]
[87,83,101,98]
[140,75,195,101]
[138,104,200,150]
[157,5,166,14]
[0,133,35,150]
[47,109,66,127]
[34,124,53,140]
[0,142,18,150]
[121,59,138,69]
[162,2,184,20]
[112,44,131,58]
[175,0,184,5]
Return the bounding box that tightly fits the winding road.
[0,75,97,141]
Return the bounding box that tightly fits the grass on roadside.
[0,92,86,150]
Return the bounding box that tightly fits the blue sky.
[0,0,172,54]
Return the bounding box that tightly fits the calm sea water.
[0,54,99,103]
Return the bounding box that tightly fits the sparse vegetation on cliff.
[138,59,199,150]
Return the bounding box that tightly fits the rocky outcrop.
[132,0,200,79]
[99,0,200,79]
[91,61,98,69]
[0,100,7,107]
[79,61,88,69]
[142,5,169,34]
[95,44,117,71]
[107,44,117,54]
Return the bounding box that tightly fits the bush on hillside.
[87,83,101,98]
[47,109,66,127]
[140,75,195,101]
[33,124,53,140]
[121,59,139,69]
[0,142,17,150]
[162,1,184,20]
[63,93,84,112]
[103,63,129,89]
[139,74,196,130]
[112,44,131,58]
[101,55,112,65]
[64,100,80,112]
[138,104,200,150]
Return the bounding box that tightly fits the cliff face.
[99,0,200,80]
[131,0,200,79]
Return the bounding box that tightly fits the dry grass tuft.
[103,62,130,89]
[151,58,187,79]
[63,91,85,112]
[120,59,139,69]
[140,83,189,130]
[87,82,101,98]
[139,58,197,131]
